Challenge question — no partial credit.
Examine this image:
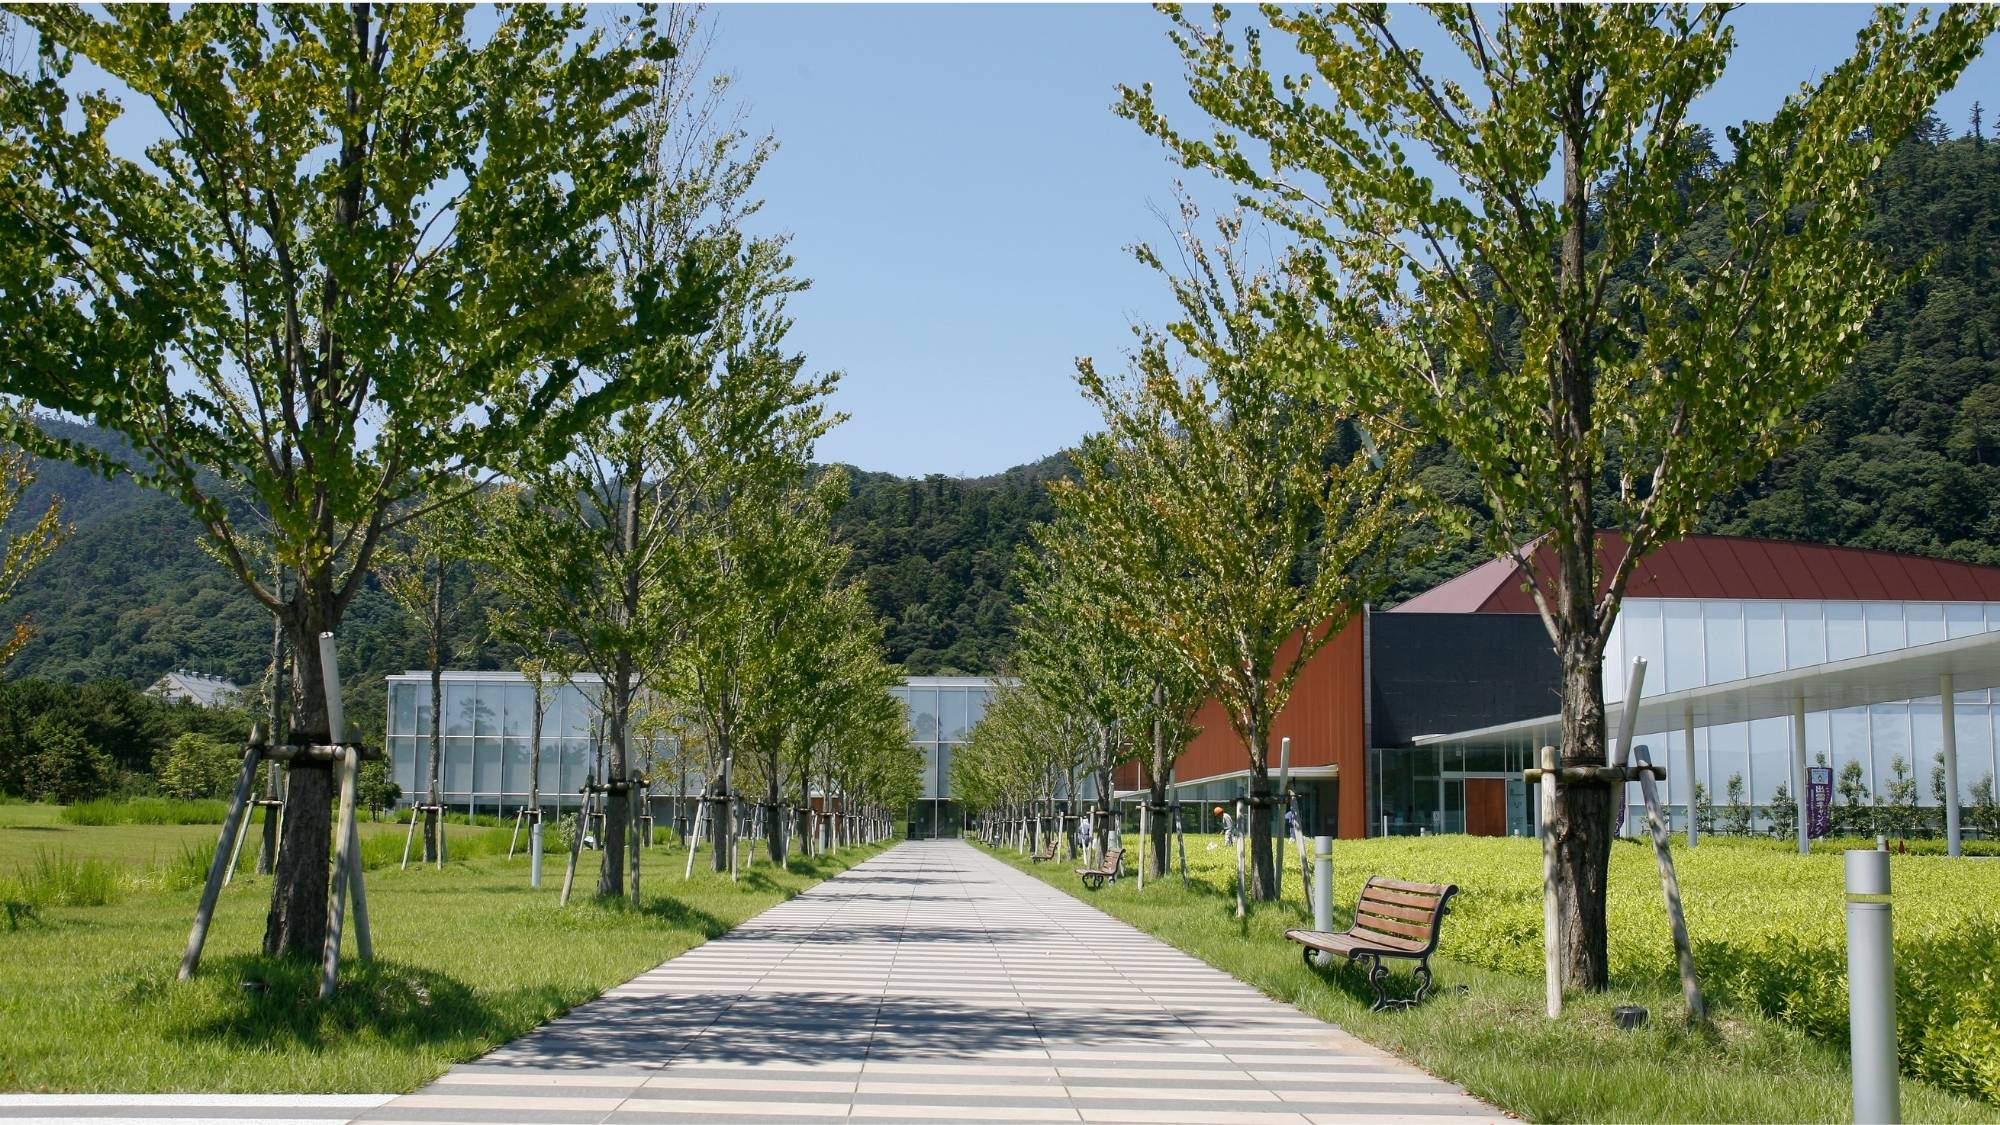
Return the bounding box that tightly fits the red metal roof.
[1390,534,2000,613]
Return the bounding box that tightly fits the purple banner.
[1807,766,1834,839]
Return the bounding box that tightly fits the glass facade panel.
[1945,603,1985,639]
[501,684,532,738]
[393,684,416,737]
[1826,603,1866,661]
[1745,602,1785,678]
[939,689,968,743]
[503,736,531,795]
[1785,602,1827,668]
[906,689,938,742]
[474,737,502,796]
[444,737,472,795]
[1907,604,1946,647]
[445,682,477,737]
[1622,601,1665,697]
[1864,603,1906,655]
[1662,601,1704,692]
[1870,705,1909,791]
[1704,601,1745,685]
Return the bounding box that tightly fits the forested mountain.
[6,116,2000,692]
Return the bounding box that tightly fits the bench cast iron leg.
[1356,952,1391,1012]
[1410,960,1434,1006]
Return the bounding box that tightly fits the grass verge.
[983,836,1996,1124]
[0,823,890,1093]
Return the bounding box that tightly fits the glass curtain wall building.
[386,670,607,816]
[892,676,1007,839]
[1602,597,2000,833]
[1372,599,2000,837]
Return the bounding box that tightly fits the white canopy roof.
[1412,628,2000,750]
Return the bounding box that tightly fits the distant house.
[148,670,243,709]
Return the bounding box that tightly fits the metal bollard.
[530,819,543,888]
[1846,850,1899,1125]
[1313,835,1333,967]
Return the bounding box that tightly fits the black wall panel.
[1368,612,1560,747]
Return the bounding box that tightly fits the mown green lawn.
[988,832,2000,1124]
[0,807,889,1093]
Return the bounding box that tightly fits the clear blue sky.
[707,4,2000,478]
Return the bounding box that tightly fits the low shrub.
[1133,832,2000,1106]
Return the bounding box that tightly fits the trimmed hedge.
[1150,833,2000,1105]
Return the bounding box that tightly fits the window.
[1825,604,1865,661]
[967,688,989,731]
[1745,602,1785,677]
[445,683,477,737]
[1663,601,1704,691]
[502,736,530,795]
[939,688,968,743]
[502,684,532,738]
[1621,601,1665,695]
[1785,602,1827,668]
[444,738,473,796]
[1864,603,1905,655]
[1703,601,1746,685]
[906,689,938,742]
[474,736,503,795]
[1906,604,1946,648]
[1945,603,1985,639]
[392,684,416,737]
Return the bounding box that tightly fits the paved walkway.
[356,840,1497,1125]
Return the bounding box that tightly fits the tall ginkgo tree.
[1056,211,1433,901]
[1123,2,1995,986]
[0,6,711,958]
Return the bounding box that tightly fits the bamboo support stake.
[179,732,264,981]
[628,774,642,907]
[683,797,708,880]
[509,807,527,859]
[401,806,421,870]
[1137,803,1148,892]
[1635,746,1706,1024]
[1234,797,1248,919]
[222,791,256,887]
[1539,745,1562,1019]
[560,789,588,906]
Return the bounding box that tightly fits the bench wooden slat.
[1369,876,1452,897]
[1286,928,1426,955]
[1362,884,1446,910]
[1354,893,1437,924]
[1353,912,1435,943]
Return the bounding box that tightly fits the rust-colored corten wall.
[1118,620,1368,839]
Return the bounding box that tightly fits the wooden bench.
[1028,837,1059,863]
[1286,876,1458,1011]
[1076,848,1123,889]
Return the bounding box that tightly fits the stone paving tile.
[350,840,1499,1125]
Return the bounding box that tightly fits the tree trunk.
[711,740,732,873]
[1553,653,1611,989]
[765,768,785,864]
[596,670,630,898]
[1247,763,1276,901]
[264,612,332,959]
[1147,775,1170,878]
[258,574,285,876]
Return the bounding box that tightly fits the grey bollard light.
[1846,849,1899,1125]
[1313,835,1333,966]
[530,819,543,888]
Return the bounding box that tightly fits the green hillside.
[5,117,2000,690]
